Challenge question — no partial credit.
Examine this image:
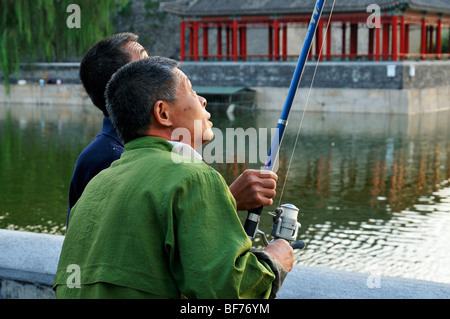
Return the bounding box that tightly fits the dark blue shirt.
[67,117,124,226]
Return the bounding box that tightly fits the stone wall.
[10,61,450,90]
[180,61,450,90]
[3,61,449,114]
[114,0,181,59]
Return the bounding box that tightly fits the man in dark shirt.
[67,33,148,225]
[67,32,279,226]
[67,117,123,218]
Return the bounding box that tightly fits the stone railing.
[1,229,450,299]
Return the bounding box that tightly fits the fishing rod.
[244,0,327,249]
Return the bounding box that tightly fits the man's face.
[170,69,213,148]
[124,41,148,61]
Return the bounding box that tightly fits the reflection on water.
[0,103,102,234]
[1,103,450,284]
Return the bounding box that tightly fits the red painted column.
[268,24,273,61]
[189,26,194,60]
[232,19,238,62]
[400,16,405,60]
[375,24,381,61]
[437,18,442,60]
[239,25,247,61]
[274,19,280,61]
[243,26,247,60]
[282,24,288,61]
[226,26,231,59]
[405,24,410,58]
[341,22,346,59]
[239,27,243,60]
[383,22,390,61]
[193,21,199,61]
[326,22,332,61]
[316,18,323,61]
[217,25,222,61]
[180,20,185,61]
[203,26,209,60]
[392,16,398,61]
[421,17,427,60]
[368,28,374,60]
[350,23,357,60]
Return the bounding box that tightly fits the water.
[1,102,450,285]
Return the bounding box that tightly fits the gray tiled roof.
[161,0,450,16]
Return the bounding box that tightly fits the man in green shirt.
[53,57,294,298]
[69,32,280,224]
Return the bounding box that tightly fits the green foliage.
[0,0,126,91]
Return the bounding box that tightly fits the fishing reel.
[246,204,305,250]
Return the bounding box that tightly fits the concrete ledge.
[0,279,56,299]
[1,229,450,299]
[278,265,450,299]
[0,229,64,299]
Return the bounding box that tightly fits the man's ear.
[153,100,172,127]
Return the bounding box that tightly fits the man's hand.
[263,239,294,272]
[228,169,278,211]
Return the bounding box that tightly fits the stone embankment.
[1,229,449,299]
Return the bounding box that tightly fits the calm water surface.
[1,102,450,285]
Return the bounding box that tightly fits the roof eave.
[161,1,450,18]
[407,1,450,15]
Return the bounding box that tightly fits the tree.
[0,0,126,91]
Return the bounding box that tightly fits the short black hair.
[105,56,180,144]
[79,32,139,117]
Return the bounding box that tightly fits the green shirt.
[53,137,279,299]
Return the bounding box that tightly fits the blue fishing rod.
[244,0,326,249]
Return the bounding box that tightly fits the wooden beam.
[350,23,358,60]
[193,21,199,61]
[375,24,381,61]
[392,16,398,61]
[274,19,280,61]
[400,16,405,60]
[282,24,288,61]
[180,20,185,61]
[437,18,442,60]
[217,25,222,61]
[232,19,238,61]
[317,18,324,61]
[203,26,208,60]
[383,22,390,61]
[326,22,332,61]
[421,16,427,59]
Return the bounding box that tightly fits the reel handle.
[244,206,263,239]
[290,240,305,250]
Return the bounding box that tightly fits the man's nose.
[199,95,207,107]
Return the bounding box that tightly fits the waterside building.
[160,0,450,114]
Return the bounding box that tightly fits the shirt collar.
[102,117,123,146]
[124,137,203,162]
[167,141,203,161]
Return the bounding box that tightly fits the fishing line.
[277,0,336,207]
